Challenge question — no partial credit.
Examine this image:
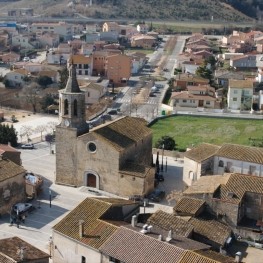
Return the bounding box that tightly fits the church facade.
[55,63,155,197]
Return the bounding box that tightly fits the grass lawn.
[150,116,263,151]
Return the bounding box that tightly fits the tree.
[155,136,176,151]
[35,125,47,141]
[40,94,56,112]
[20,125,34,143]
[0,124,18,146]
[23,83,40,113]
[37,76,53,88]
[58,66,68,89]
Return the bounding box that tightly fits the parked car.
[12,203,33,214]
[21,144,34,149]
[23,57,30,62]
[146,189,165,202]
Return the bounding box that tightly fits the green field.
[150,116,263,151]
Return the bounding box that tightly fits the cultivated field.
[150,116,263,151]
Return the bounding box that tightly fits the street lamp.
[161,144,164,172]
[49,189,52,208]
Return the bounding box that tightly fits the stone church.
[55,63,155,197]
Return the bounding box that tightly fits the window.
[64,99,68,115]
[79,70,82,75]
[234,90,238,94]
[85,70,88,75]
[81,256,86,263]
[189,171,194,180]
[206,101,210,105]
[74,99,77,116]
[182,99,187,103]
[87,142,97,153]
[233,98,237,101]
[218,160,224,167]
[249,165,256,175]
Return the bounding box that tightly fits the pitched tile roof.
[0,159,25,182]
[183,175,230,195]
[53,197,136,249]
[228,79,254,89]
[0,252,15,263]
[189,218,232,246]
[71,54,91,64]
[214,173,263,204]
[184,143,220,162]
[119,162,154,178]
[147,210,194,237]
[0,237,49,262]
[174,197,205,215]
[0,144,19,153]
[92,116,152,151]
[100,226,186,263]
[216,143,263,164]
[196,250,235,263]
[171,92,216,101]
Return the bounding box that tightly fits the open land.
[150,116,263,151]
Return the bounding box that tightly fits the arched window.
[64,99,68,115]
[218,160,224,167]
[74,99,78,116]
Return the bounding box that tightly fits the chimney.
[158,235,162,241]
[235,252,242,263]
[131,215,137,227]
[147,225,153,233]
[166,230,173,242]
[140,224,148,234]
[79,220,85,238]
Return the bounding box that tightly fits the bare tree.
[22,82,40,113]
[47,121,58,134]
[35,125,47,141]
[20,125,34,143]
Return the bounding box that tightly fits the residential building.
[70,54,93,78]
[37,32,60,49]
[0,143,21,165]
[80,82,106,104]
[0,236,49,263]
[184,173,263,239]
[56,64,154,197]
[227,79,254,111]
[7,8,34,17]
[130,35,156,49]
[105,53,132,85]
[85,32,100,43]
[170,85,216,109]
[174,74,209,90]
[230,55,257,69]
[80,43,95,55]
[127,52,147,74]
[29,21,72,41]
[38,70,60,83]
[0,158,26,215]
[183,143,263,186]
[5,68,29,87]
[0,51,20,63]
[214,70,244,88]
[100,31,119,42]
[102,22,120,33]
[52,197,140,263]
[11,33,35,49]
[137,23,149,34]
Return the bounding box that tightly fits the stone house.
[184,173,263,238]
[0,144,21,165]
[52,197,140,263]
[0,236,49,263]
[170,86,216,109]
[183,143,263,186]
[227,79,254,111]
[0,158,26,215]
[56,64,155,197]
[214,70,244,88]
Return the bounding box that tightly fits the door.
[87,173,96,188]
[198,100,204,107]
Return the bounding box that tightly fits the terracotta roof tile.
[174,197,205,215]
[92,116,151,151]
[53,197,136,249]
[0,159,25,182]
[0,252,15,263]
[196,249,235,262]
[184,143,220,162]
[100,226,186,263]
[119,162,154,178]
[183,175,230,195]
[189,218,232,246]
[0,237,49,261]
[147,210,194,237]
[171,92,216,101]
[228,79,254,89]
[217,143,263,164]
[0,144,19,153]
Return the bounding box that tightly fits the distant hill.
[0,0,259,22]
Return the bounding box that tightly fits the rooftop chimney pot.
[79,220,85,238]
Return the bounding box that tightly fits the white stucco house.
[80,82,106,104]
[183,143,263,186]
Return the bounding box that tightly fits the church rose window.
[87,142,97,153]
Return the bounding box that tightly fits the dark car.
[147,189,165,202]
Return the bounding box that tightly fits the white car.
[12,203,33,214]
[21,144,34,149]
[23,57,30,62]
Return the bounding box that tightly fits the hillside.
[0,0,255,22]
